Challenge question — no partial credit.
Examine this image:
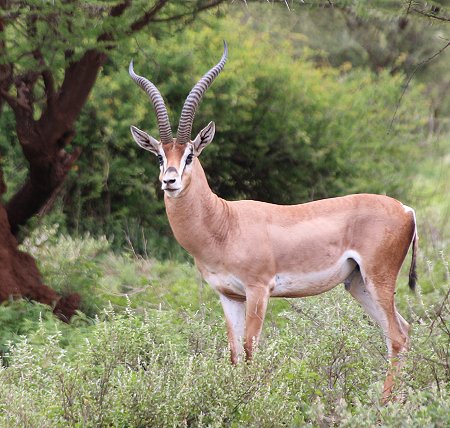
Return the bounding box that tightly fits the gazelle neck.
[164,159,231,257]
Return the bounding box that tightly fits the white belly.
[201,250,361,299]
[271,252,358,297]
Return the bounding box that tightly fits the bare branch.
[0,87,30,113]
[411,7,450,22]
[32,49,56,107]
[428,286,450,336]
[406,0,413,15]
[388,40,450,134]
[129,0,169,33]
[110,0,131,17]
[151,0,226,23]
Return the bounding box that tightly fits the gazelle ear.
[192,121,215,156]
[130,125,161,155]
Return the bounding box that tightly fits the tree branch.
[32,49,56,108]
[42,69,56,103]
[3,0,229,235]
[52,49,107,125]
[0,87,31,113]
[151,0,226,23]
[129,0,169,33]
[38,147,82,218]
[406,0,413,15]
[110,0,131,17]
[388,40,450,134]
[98,0,133,44]
[411,7,450,22]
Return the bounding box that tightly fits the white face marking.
[159,145,195,198]
[179,144,194,171]
[271,250,361,297]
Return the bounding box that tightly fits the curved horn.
[129,61,173,145]
[176,41,228,144]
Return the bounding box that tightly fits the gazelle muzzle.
[162,167,180,191]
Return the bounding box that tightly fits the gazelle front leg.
[244,285,269,361]
[219,294,246,364]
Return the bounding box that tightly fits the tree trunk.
[0,170,79,321]
[0,49,105,320]
[6,49,107,235]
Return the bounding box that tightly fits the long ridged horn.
[129,61,173,145]
[176,41,228,144]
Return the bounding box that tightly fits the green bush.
[0,284,448,427]
[19,225,221,316]
[0,300,55,361]
[20,225,109,316]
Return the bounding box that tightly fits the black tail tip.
[408,270,417,292]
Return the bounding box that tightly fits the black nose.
[163,178,176,185]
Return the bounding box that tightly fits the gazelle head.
[129,42,227,198]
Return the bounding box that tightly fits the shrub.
[0,282,448,427]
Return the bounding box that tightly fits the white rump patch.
[402,204,418,243]
[402,204,414,214]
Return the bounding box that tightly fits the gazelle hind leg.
[219,294,246,364]
[396,311,411,340]
[345,271,409,402]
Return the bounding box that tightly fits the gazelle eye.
[157,155,164,166]
[185,154,194,165]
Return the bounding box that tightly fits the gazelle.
[129,42,418,401]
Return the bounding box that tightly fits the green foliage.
[0,283,448,427]
[18,225,218,315]
[0,108,26,200]
[0,172,447,425]
[21,225,110,316]
[0,299,54,359]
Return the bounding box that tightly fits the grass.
[0,280,448,426]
